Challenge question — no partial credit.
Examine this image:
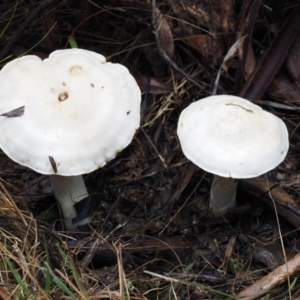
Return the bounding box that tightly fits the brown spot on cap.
[58,92,69,101]
[70,65,83,76]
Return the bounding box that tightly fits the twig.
[151,0,209,93]
[144,270,180,283]
[266,177,291,300]
[237,253,300,300]
[0,0,58,61]
[140,127,167,168]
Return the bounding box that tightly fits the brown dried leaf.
[143,44,165,78]
[154,7,174,59]
[252,244,284,269]
[245,177,298,207]
[181,1,221,32]
[267,74,300,101]
[213,36,245,93]
[134,74,172,94]
[220,0,235,32]
[185,34,223,64]
[286,34,300,86]
[238,42,256,81]
[0,287,9,300]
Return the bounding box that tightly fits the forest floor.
[0,1,300,299]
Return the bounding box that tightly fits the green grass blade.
[5,257,30,296]
[68,35,78,48]
[53,276,77,300]
[44,262,77,300]
[290,277,298,290]
[56,243,88,299]
[42,265,51,294]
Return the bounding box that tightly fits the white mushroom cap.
[0,49,141,175]
[177,95,289,178]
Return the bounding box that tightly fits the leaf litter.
[0,0,300,299]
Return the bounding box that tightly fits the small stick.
[237,253,300,300]
[48,156,57,173]
[140,127,167,168]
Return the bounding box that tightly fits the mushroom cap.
[0,49,141,175]
[177,95,289,178]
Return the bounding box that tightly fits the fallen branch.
[238,5,300,100]
[237,253,300,300]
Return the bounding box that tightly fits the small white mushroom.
[177,95,289,217]
[0,48,141,230]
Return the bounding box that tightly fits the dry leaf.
[267,74,300,101]
[238,42,256,81]
[134,74,172,94]
[286,33,300,86]
[220,0,235,32]
[0,287,9,300]
[213,36,245,93]
[154,6,174,59]
[185,34,223,64]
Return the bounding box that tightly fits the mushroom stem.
[50,175,90,230]
[210,175,237,217]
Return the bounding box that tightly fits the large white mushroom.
[177,95,289,217]
[0,48,141,230]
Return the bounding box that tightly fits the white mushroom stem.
[50,175,90,230]
[209,175,238,217]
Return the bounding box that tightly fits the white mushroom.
[177,95,289,217]
[0,48,141,230]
